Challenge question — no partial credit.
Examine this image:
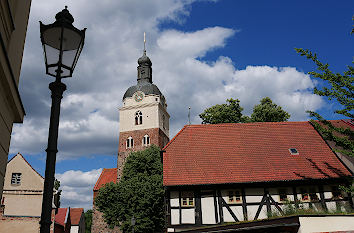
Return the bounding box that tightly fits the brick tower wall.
[117,128,169,180]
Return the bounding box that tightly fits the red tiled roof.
[70,208,83,225]
[163,122,352,186]
[55,208,69,226]
[93,168,117,191]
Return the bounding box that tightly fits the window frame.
[278,189,288,202]
[126,136,134,149]
[142,135,150,146]
[11,173,22,185]
[227,190,242,204]
[135,111,143,125]
[181,191,195,207]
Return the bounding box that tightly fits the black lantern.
[39,6,86,233]
[40,6,86,78]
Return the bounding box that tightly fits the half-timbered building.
[162,121,353,232]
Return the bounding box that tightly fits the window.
[278,189,288,202]
[228,190,242,203]
[289,148,299,155]
[331,186,344,200]
[301,188,318,202]
[126,137,134,148]
[181,191,194,207]
[135,111,143,125]
[162,115,166,129]
[142,135,150,146]
[11,173,21,185]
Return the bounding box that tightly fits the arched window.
[126,136,134,149]
[135,111,143,125]
[142,135,150,146]
[162,115,166,129]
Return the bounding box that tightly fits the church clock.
[134,91,144,102]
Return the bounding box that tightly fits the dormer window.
[289,148,299,155]
[11,173,21,185]
[135,111,143,125]
[142,135,150,146]
[126,137,134,149]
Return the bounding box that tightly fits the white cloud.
[10,0,324,161]
[56,169,102,210]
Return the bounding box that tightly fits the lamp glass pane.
[61,27,82,69]
[62,27,82,51]
[44,44,60,66]
[42,27,62,50]
[62,49,77,68]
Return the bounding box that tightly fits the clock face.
[134,91,144,102]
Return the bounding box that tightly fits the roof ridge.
[93,168,106,191]
[9,153,44,180]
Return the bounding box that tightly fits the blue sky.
[9,0,353,210]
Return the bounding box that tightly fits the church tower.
[117,44,170,179]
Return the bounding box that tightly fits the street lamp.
[39,6,86,233]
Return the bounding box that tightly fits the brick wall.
[91,205,121,233]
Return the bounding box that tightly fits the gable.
[163,122,351,186]
[4,154,44,190]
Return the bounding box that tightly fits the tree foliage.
[296,48,354,194]
[199,97,290,124]
[199,98,246,124]
[251,97,290,122]
[95,145,164,233]
[54,178,62,208]
[295,48,353,118]
[296,48,354,157]
[84,209,92,233]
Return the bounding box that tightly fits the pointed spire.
[143,32,146,55]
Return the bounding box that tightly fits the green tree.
[296,48,353,193]
[295,48,353,157]
[54,178,62,208]
[199,98,248,124]
[199,97,290,124]
[251,97,290,122]
[84,209,92,233]
[95,145,164,233]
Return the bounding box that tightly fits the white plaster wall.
[247,205,267,220]
[119,104,159,132]
[171,209,179,225]
[298,216,354,233]
[181,209,195,224]
[4,155,43,191]
[223,206,244,222]
[70,226,79,233]
[245,188,264,203]
[201,195,216,224]
[120,94,169,134]
[170,191,179,207]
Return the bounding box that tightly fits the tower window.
[11,173,21,185]
[135,111,143,125]
[126,137,134,149]
[143,135,150,146]
[162,115,166,129]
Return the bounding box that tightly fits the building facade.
[0,0,31,201]
[0,153,56,233]
[92,48,170,233]
[163,122,353,232]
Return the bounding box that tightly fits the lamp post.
[39,7,85,233]
[131,216,136,233]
